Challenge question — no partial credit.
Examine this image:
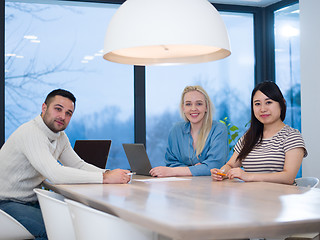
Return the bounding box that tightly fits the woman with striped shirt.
[211,81,307,184]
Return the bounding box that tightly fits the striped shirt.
[234,125,307,173]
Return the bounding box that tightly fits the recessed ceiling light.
[84,56,94,60]
[24,35,38,40]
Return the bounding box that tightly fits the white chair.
[295,177,319,188]
[0,209,34,240]
[33,188,76,240]
[284,177,320,240]
[65,198,158,240]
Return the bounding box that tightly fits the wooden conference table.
[45,176,320,240]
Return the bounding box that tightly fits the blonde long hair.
[180,86,214,158]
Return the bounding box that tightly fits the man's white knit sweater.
[0,115,105,202]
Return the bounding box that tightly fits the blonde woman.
[150,86,228,177]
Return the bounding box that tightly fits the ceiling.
[209,0,283,7]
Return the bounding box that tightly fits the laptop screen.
[74,140,111,169]
[122,143,152,176]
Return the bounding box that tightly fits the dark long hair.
[236,81,286,162]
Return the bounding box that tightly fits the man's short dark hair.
[44,89,76,108]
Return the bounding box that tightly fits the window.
[274,3,300,130]
[274,2,302,178]
[146,12,254,166]
[5,1,134,169]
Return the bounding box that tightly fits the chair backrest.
[0,209,34,240]
[295,177,320,188]
[33,188,76,240]
[65,199,157,240]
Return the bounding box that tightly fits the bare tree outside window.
[5,1,134,170]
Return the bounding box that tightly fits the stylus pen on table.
[127,172,136,184]
[127,172,136,176]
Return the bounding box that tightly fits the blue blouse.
[165,121,228,176]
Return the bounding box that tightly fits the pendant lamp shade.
[103,0,231,66]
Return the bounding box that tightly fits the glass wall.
[6,1,299,172]
[5,1,134,170]
[274,3,301,177]
[146,12,254,167]
[274,3,300,130]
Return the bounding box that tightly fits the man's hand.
[103,169,130,184]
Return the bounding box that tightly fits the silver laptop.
[122,143,152,176]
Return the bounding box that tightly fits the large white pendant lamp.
[103,0,231,66]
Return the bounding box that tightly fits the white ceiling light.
[103,0,231,66]
[280,25,299,38]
